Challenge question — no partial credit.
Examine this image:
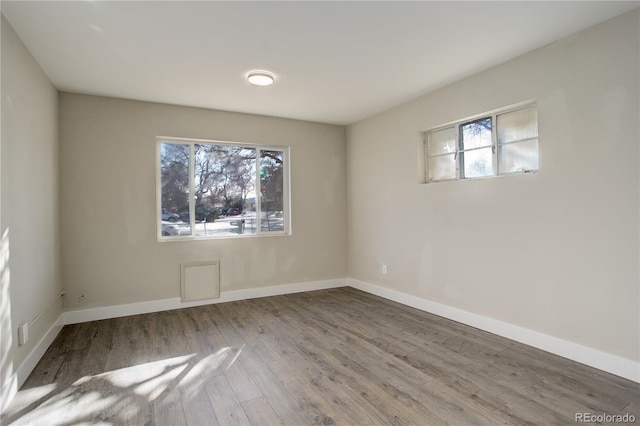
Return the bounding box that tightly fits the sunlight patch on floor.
[5,348,243,425]
[1,383,56,418]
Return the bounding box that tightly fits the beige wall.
[347,10,639,362]
[1,15,62,402]
[59,94,347,311]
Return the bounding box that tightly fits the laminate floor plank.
[217,301,265,337]
[128,315,156,366]
[329,345,439,405]
[20,342,66,389]
[310,350,393,406]
[211,314,250,348]
[267,315,339,359]
[308,305,380,340]
[412,380,511,426]
[176,307,202,334]
[103,332,132,372]
[67,321,99,351]
[277,308,347,351]
[190,306,222,335]
[433,372,513,415]
[5,287,638,426]
[563,361,639,399]
[223,358,262,403]
[368,332,426,357]
[180,381,220,426]
[203,374,250,425]
[51,347,92,386]
[496,400,570,425]
[528,378,624,415]
[238,347,311,425]
[162,310,194,358]
[240,297,280,322]
[307,374,394,425]
[281,377,343,425]
[541,370,636,412]
[269,351,324,383]
[141,311,164,345]
[315,348,442,425]
[153,387,188,426]
[82,319,115,374]
[241,396,283,426]
[621,398,640,419]
[333,340,434,390]
[254,324,300,358]
[490,346,577,385]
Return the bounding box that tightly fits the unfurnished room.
[0,1,639,425]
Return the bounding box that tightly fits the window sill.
[158,231,292,243]
[425,169,540,184]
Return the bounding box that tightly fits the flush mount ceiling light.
[247,71,275,86]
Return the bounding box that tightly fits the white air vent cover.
[181,260,220,302]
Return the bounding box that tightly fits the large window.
[157,138,290,240]
[426,104,538,182]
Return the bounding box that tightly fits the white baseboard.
[64,278,347,324]
[349,278,639,383]
[0,314,64,415]
[16,315,65,387]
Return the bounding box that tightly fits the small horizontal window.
[425,104,538,182]
[158,138,290,240]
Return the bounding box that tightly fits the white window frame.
[156,136,291,241]
[425,103,538,183]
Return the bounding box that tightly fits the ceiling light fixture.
[247,71,275,86]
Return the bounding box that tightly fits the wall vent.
[180,260,220,302]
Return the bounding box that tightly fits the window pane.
[461,147,493,178]
[461,117,492,150]
[427,126,456,155]
[194,144,256,237]
[428,153,456,181]
[260,150,285,232]
[497,107,538,143]
[160,143,192,236]
[499,139,539,173]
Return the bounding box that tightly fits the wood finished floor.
[3,288,638,425]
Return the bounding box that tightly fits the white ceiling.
[2,1,638,125]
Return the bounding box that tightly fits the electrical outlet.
[18,323,29,345]
[381,264,387,275]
